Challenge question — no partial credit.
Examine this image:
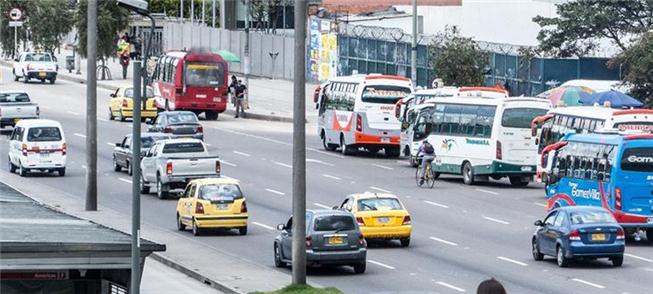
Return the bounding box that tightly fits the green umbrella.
[215,50,240,63]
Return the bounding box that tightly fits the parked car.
[140,138,220,199]
[336,192,412,247]
[532,206,625,267]
[112,133,171,175]
[0,91,40,129]
[176,177,248,236]
[274,210,367,274]
[12,52,58,84]
[8,119,66,177]
[109,86,158,122]
[147,111,203,140]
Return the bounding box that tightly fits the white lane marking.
[67,111,80,115]
[233,151,251,157]
[252,222,275,230]
[306,158,335,166]
[107,142,116,147]
[475,188,499,195]
[98,118,109,122]
[220,160,237,167]
[314,203,331,209]
[533,202,547,208]
[273,161,292,168]
[369,186,391,193]
[571,278,605,289]
[435,281,466,292]
[322,174,341,180]
[424,200,449,209]
[368,260,395,270]
[625,253,653,263]
[118,178,132,184]
[483,216,510,225]
[430,236,458,246]
[371,163,393,170]
[74,133,86,138]
[265,188,285,196]
[497,256,528,267]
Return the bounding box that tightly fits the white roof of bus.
[414,87,458,96]
[547,105,617,119]
[327,74,413,87]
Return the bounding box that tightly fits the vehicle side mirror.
[115,143,122,147]
[276,224,285,231]
[534,220,544,227]
[110,93,116,97]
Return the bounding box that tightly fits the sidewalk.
[142,258,220,294]
[46,49,318,122]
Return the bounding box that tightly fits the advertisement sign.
[308,17,338,82]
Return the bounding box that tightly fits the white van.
[8,119,67,176]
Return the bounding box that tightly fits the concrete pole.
[220,0,226,29]
[212,0,216,28]
[181,0,184,21]
[202,0,206,25]
[14,26,17,59]
[85,0,98,211]
[411,0,417,85]
[191,0,195,24]
[130,60,142,294]
[291,0,307,285]
[244,0,250,103]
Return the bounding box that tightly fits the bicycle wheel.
[427,167,436,189]
[415,165,423,187]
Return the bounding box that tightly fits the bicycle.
[415,157,436,188]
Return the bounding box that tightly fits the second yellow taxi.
[109,86,158,122]
[336,192,412,247]
[176,178,248,236]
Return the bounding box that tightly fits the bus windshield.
[185,63,224,87]
[621,147,653,172]
[502,108,548,129]
[362,85,411,104]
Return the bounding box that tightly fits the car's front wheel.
[556,246,569,267]
[176,214,186,231]
[532,239,544,261]
[113,157,121,172]
[192,219,201,236]
[353,262,366,274]
[611,255,624,267]
[139,177,149,194]
[274,243,284,268]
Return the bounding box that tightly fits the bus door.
[410,109,431,156]
[616,144,653,219]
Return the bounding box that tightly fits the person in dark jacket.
[477,278,506,294]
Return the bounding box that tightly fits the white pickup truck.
[140,138,221,199]
[0,91,40,128]
[12,52,58,84]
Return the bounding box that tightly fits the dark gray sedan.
[274,209,367,274]
[112,133,171,175]
[147,111,204,141]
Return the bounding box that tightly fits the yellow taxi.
[336,192,412,247]
[109,86,158,121]
[175,178,248,236]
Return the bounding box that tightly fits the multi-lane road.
[2,67,652,294]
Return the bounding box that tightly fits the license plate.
[381,138,390,143]
[39,72,46,77]
[521,166,532,172]
[216,204,229,210]
[591,233,606,241]
[377,217,389,224]
[39,152,50,158]
[213,97,222,102]
[328,236,344,244]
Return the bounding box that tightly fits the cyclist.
[417,140,436,185]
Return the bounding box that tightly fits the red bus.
[150,50,229,120]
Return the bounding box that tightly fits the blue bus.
[545,132,653,240]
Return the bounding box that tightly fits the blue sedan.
[532,206,625,267]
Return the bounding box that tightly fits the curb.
[149,253,243,294]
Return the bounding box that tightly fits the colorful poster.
[308,17,338,82]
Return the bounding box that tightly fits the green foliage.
[533,0,653,57]
[611,33,653,105]
[150,0,218,26]
[28,0,74,54]
[0,0,30,58]
[429,27,489,87]
[74,0,130,61]
[250,284,343,294]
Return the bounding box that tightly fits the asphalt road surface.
[2,68,652,294]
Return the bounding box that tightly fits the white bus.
[316,74,413,157]
[532,106,653,182]
[408,96,550,186]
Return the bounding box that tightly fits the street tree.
[28,0,74,54]
[610,33,653,106]
[533,0,653,57]
[0,0,30,58]
[430,26,488,87]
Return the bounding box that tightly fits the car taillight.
[615,187,622,210]
[305,236,312,248]
[122,99,129,107]
[166,161,173,175]
[195,202,204,214]
[356,114,363,132]
[616,227,625,240]
[569,229,581,241]
[62,143,67,155]
[21,144,28,156]
[402,215,412,225]
[240,201,247,213]
[496,140,502,160]
[356,217,365,226]
[163,126,173,133]
[197,125,203,133]
[215,161,221,175]
[358,234,365,246]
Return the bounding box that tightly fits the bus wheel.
[205,111,219,120]
[321,131,337,151]
[647,229,653,243]
[509,176,529,187]
[340,136,355,156]
[462,162,475,185]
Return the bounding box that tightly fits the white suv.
[8,119,67,177]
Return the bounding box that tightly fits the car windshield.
[27,127,62,142]
[569,210,616,225]
[314,215,356,231]
[124,88,155,98]
[167,113,198,124]
[0,92,30,103]
[502,108,549,129]
[361,85,411,104]
[358,198,403,211]
[162,142,205,153]
[199,184,243,200]
[621,147,653,172]
[185,62,225,87]
[25,53,52,62]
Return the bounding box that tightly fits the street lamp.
[116,1,155,293]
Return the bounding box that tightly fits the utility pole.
[85,0,97,211]
[212,0,216,27]
[191,0,195,24]
[411,0,417,85]
[244,0,250,103]
[291,0,307,285]
[180,0,184,21]
[202,0,206,25]
[130,60,142,294]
